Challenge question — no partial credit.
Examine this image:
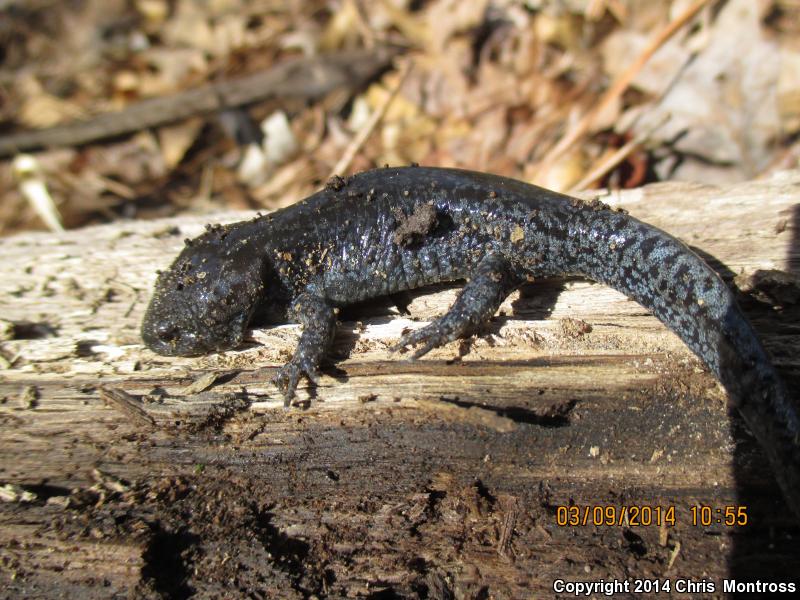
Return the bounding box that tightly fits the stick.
[329,59,413,178]
[0,48,397,157]
[569,114,671,192]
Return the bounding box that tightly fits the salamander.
[141,166,800,517]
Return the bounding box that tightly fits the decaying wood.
[1,173,799,597]
[0,49,395,157]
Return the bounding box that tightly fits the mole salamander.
[141,166,800,518]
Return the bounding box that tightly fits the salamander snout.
[141,292,248,356]
[141,310,199,356]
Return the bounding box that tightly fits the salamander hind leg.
[393,254,521,359]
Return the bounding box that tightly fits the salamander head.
[141,230,265,356]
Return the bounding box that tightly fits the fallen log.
[1,172,798,597]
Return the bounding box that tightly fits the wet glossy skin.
[142,166,800,518]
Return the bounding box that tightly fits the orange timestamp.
[556,505,676,527]
[689,505,748,526]
[555,504,749,527]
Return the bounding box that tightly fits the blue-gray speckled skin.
[142,166,800,517]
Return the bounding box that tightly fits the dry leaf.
[632,0,782,181]
[157,117,204,168]
[16,75,86,128]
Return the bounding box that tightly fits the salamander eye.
[156,324,179,343]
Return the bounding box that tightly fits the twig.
[329,59,413,178]
[666,540,681,572]
[352,0,378,49]
[533,0,713,181]
[0,48,397,158]
[569,114,670,192]
[569,137,641,192]
[100,387,156,428]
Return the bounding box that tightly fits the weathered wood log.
[1,172,799,598]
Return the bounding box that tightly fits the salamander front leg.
[393,254,521,359]
[272,292,336,405]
